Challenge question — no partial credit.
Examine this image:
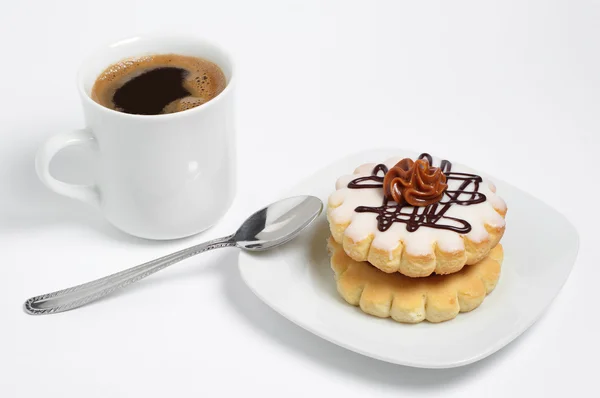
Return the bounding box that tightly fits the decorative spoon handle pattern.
[24,235,236,315]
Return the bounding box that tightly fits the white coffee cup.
[36,35,236,240]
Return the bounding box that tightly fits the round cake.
[327,153,507,277]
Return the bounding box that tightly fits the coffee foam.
[162,96,206,114]
[91,54,226,114]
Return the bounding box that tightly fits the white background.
[1,0,598,396]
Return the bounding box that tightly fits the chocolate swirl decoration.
[347,153,487,233]
[383,158,448,206]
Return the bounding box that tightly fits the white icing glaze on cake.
[328,155,507,256]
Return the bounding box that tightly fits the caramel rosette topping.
[383,158,448,206]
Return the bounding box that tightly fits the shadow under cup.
[65,36,236,240]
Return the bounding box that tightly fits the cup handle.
[35,128,100,207]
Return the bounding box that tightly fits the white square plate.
[238,149,579,368]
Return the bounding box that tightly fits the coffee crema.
[91,54,226,115]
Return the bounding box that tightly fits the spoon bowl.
[235,195,323,251]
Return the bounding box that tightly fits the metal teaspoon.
[24,195,323,315]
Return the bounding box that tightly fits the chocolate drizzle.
[348,153,486,233]
[347,164,389,189]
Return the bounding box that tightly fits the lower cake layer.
[328,237,504,323]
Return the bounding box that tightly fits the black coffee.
[91,54,226,115]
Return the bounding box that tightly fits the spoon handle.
[24,235,236,315]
